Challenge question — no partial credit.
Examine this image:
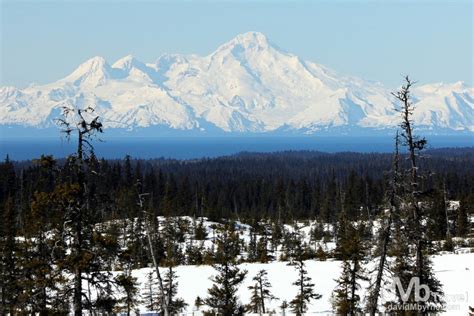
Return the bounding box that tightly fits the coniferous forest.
[1,78,473,315]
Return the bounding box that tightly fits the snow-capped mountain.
[1,32,473,135]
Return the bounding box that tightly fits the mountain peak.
[233,31,269,47]
[76,56,108,71]
[215,31,273,54]
[112,54,144,71]
[63,56,111,87]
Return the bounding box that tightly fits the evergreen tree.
[332,218,367,315]
[289,258,321,315]
[280,300,288,315]
[194,217,208,240]
[287,225,321,315]
[115,272,140,316]
[19,189,67,314]
[142,271,159,312]
[246,269,278,314]
[194,296,203,311]
[389,216,413,306]
[247,227,258,262]
[256,222,271,262]
[0,196,20,314]
[94,288,117,316]
[205,225,247,315]
[427,186,449,240]
[247,282,261,314]
[157,266,187,315]
[455,198,469,237]
[186,240,205,265]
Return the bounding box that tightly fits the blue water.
[0,136,472,160]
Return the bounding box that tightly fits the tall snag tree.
[55,105,106,315]
[390,76,443,311]
[137,188,170,316]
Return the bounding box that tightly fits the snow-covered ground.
[129,253,474,315]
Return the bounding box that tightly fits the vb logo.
[393,277,430,302]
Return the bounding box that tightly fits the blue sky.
[1,0,472,88]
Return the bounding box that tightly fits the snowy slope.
[127,253,474,315]
[100,216,474,315]
[1,32,473,134]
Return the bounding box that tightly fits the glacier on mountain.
[1,32,472,135]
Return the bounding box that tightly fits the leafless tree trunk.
[138,192,170,316]
[392,76,430,308]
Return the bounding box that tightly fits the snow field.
[130,253,474,315]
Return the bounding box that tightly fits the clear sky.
[1,0,472,88]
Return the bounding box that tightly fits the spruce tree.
[288,227,321,315]
[280,300,288,315]
[115,272,140,316]
[247,282,261,314]
[157,266,187,315]
[0,196,20,314]
[455,198,469,237]
[246,269,278,314]
[205,225,247,315]
[142,271,159,312]
[247,227,258,262]
[194,217,208,240]
[19,189,67,314]
[289,258,321,315]
[332,217,367,315]
[256,235,270,263]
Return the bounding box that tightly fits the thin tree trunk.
[368,211,392,315]
[395,77,427,311]
[403,95,424,291]
[350,261,357,316]
[140,192,169,316]
[73,215,83,316]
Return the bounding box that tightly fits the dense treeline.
[2,149,474,228]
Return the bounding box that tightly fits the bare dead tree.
[55,105,104,316]
[392,76,426,285]
[55,106,103,161]
[137,190,170,316]
[391,76,443,312]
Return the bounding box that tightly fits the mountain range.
[1,32,473,136]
